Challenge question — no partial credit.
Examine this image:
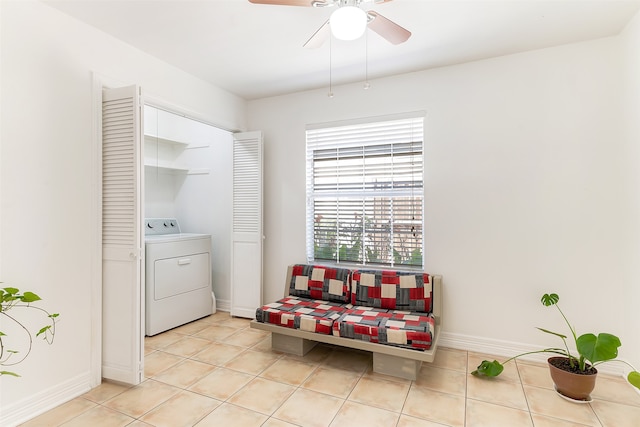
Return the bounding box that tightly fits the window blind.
[306,115,424,268]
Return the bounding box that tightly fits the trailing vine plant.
[1,286,59,377]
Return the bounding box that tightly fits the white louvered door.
[230,131,263,318]
[102,85,144,384]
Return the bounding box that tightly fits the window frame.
[305,112,425,269]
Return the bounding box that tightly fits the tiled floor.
[21,311,640,427]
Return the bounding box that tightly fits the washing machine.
[145,218,213,336]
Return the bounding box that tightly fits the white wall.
[0,1,246,424]
[248,28,640,370]
[174,127,234,309]
[620,11,640,374]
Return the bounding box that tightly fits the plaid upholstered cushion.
[383,310,435,350]
[255,297,348,335]
[331,306,391,343]
[333,308,434,350]
[351,270,433,313]
[288,264,352,304]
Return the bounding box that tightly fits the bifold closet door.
[101,85,144,385]
[230,131,263,318]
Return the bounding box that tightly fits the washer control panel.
[145,218,181,235]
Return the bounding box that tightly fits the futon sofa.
[250,264,442,380]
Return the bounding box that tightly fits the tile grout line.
[395,373,413,427]
[138,317,253,425]
[30,312,640,427]
[514,359,535,427]
[464,350,469,427]
[260,351,332,427]
[266,355,322,427]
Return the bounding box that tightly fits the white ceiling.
[44,0,640,100]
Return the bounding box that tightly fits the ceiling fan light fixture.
[330,6,367,40]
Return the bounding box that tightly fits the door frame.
[90,72,105,387]
[90,73,242,386]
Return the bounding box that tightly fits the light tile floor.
[21,311,640,427]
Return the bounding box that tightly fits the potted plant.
[1,286,59,377]
[472,293,640,401]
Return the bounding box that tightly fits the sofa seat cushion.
[255,297,348,335]
[288,264,352,304]
[332,307,435,351]
[351,270,433,313]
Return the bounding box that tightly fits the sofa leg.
[271,333,318,357]
[373,353,422,381]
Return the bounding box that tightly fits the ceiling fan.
[248,0,411,48]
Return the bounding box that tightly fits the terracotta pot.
[547,356,597,401]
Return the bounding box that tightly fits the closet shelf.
[144,164,210,175]
[187,168,210,175]
[144,134,189,148]
[144,134,209,150]
[144,163,189,175]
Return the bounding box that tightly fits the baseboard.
[439,331,628,378]
[0,372,92,427]
[216,298,230,313]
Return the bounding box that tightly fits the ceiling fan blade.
[248,0,317,6]
[303,20,330,49]
[367,10,411,45]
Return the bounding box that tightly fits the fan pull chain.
[364,29,370,90]
[412,122,418,238]
[328,33,334,98]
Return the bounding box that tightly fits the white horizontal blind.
[306,115,424,268]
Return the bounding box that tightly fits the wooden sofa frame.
[250,266,442,380]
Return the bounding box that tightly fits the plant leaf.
[576,333,621,364]
[471,360,504,377]
[1,295,18,303]
[36,325,51,337]
[541,293,559,306]
[0,371,20,377]
[536,327,567,339]
[3,287,19,295]
[628,371,640,390]
[20,291,41,303]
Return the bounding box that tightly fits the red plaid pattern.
[384,310,435,350]
[289,264,352,303]
[332,306,390,342]
[333,308,434,350]
[351,270,433,313]
[255,297,348,335]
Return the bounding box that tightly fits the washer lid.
[145,233,211,243]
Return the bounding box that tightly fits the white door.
[230,131,263,318]
[101,85,144,384]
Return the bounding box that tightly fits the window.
[306,114,424,268]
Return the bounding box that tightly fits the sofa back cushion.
[351,269,433,313]
[288,264,351,303]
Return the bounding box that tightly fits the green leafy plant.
[1,286,59,377]
[472,293,640,390]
